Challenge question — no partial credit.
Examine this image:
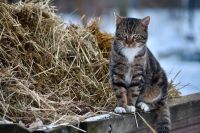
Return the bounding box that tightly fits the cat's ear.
[141,16,150,26]
[114,12,122,25]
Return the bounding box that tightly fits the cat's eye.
[137,35,143,39]
[133,34,138,37]
[133,34,141,39]
[115,34,123,40]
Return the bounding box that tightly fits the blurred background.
[6,0,200,95]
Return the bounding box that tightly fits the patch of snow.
[0,119,13,124]
[84,114,111,122]
[60,13,82,26]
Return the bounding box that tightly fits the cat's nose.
[126,36,134,45]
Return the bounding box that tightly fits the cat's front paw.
[137,102,150,112]
[126,105,136,113]
[114,107,126,113]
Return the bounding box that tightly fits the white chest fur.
[122,47,142,64]
[122,47,142,86]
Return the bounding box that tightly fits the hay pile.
[0,1,180,129]
[0,2,115,127]
[87,19,113,58]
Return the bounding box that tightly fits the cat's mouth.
[125,44,133,48]
[124,42,142,48]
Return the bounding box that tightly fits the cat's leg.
[127,74,146,112]
[127,66,146,113]
[141,73,170,132]
[114,86,127,113]
[111,72,128,113]
[136,78,162,112]
[137,84,163,112]
[137,99,163,112]
[137,101,150,112]
[111,67,128,113]
[126,87,140,113]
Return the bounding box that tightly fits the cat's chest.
[121,47,142,64]
[121,47,142,86]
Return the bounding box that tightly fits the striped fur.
[109,15,171,132]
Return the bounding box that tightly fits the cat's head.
[114,15,150,48]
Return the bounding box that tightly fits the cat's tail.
[155,102,171,133]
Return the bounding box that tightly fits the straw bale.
[0,2,114,126]
[86,18,113,58]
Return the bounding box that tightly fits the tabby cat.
[109,15,171,133]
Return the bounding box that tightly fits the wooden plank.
[0,124,30,133]
[81,93,200,133]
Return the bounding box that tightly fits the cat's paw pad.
[126,105,136,113]
[137,102,150,112]
[114,107,126,113]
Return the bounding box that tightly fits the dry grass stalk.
[86,18,113,58]
[168,71,187,98]
[137,112,156,133]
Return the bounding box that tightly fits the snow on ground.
[84,114,111,122]
[61,9,200,96]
